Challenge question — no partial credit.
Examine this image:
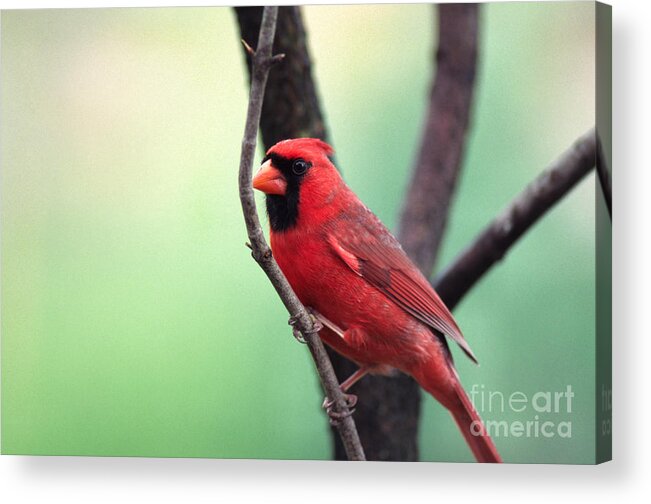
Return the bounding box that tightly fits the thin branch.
[433,128,597,310]
[235,6,330,147]
[236,6,365,462]
[596,133,612,218]
[398,4,480,275]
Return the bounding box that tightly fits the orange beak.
[252,159,287,195]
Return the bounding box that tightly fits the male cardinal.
[252,138,501,463]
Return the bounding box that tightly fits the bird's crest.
[266,138,334,160]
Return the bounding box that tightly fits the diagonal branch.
[433,128,597,310]
[236,6,365,462]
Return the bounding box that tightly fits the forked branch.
[236,6,365,461]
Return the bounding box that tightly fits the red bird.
[252,138,501,463]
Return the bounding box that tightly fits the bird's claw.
[288,315,306,344]
[310,316,324,333]
[289,309,325,344]
[322,393,358,426]
[305,307,324,332]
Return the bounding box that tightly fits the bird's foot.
[322,393,358,426]
[288,309,324,344]
[305,307,324,333]
[288,315,306,344]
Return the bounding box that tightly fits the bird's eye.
[292,159,309,176]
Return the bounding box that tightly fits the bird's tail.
[415,363,502,463]
[448,377,502,463]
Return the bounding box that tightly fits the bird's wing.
[327,207,478,363]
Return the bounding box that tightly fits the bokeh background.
[1,2,596,463]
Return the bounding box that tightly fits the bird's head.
[253,138,343,232]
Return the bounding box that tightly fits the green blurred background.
[1,3,596,463]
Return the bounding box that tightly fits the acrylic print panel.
[1,2,607,463]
